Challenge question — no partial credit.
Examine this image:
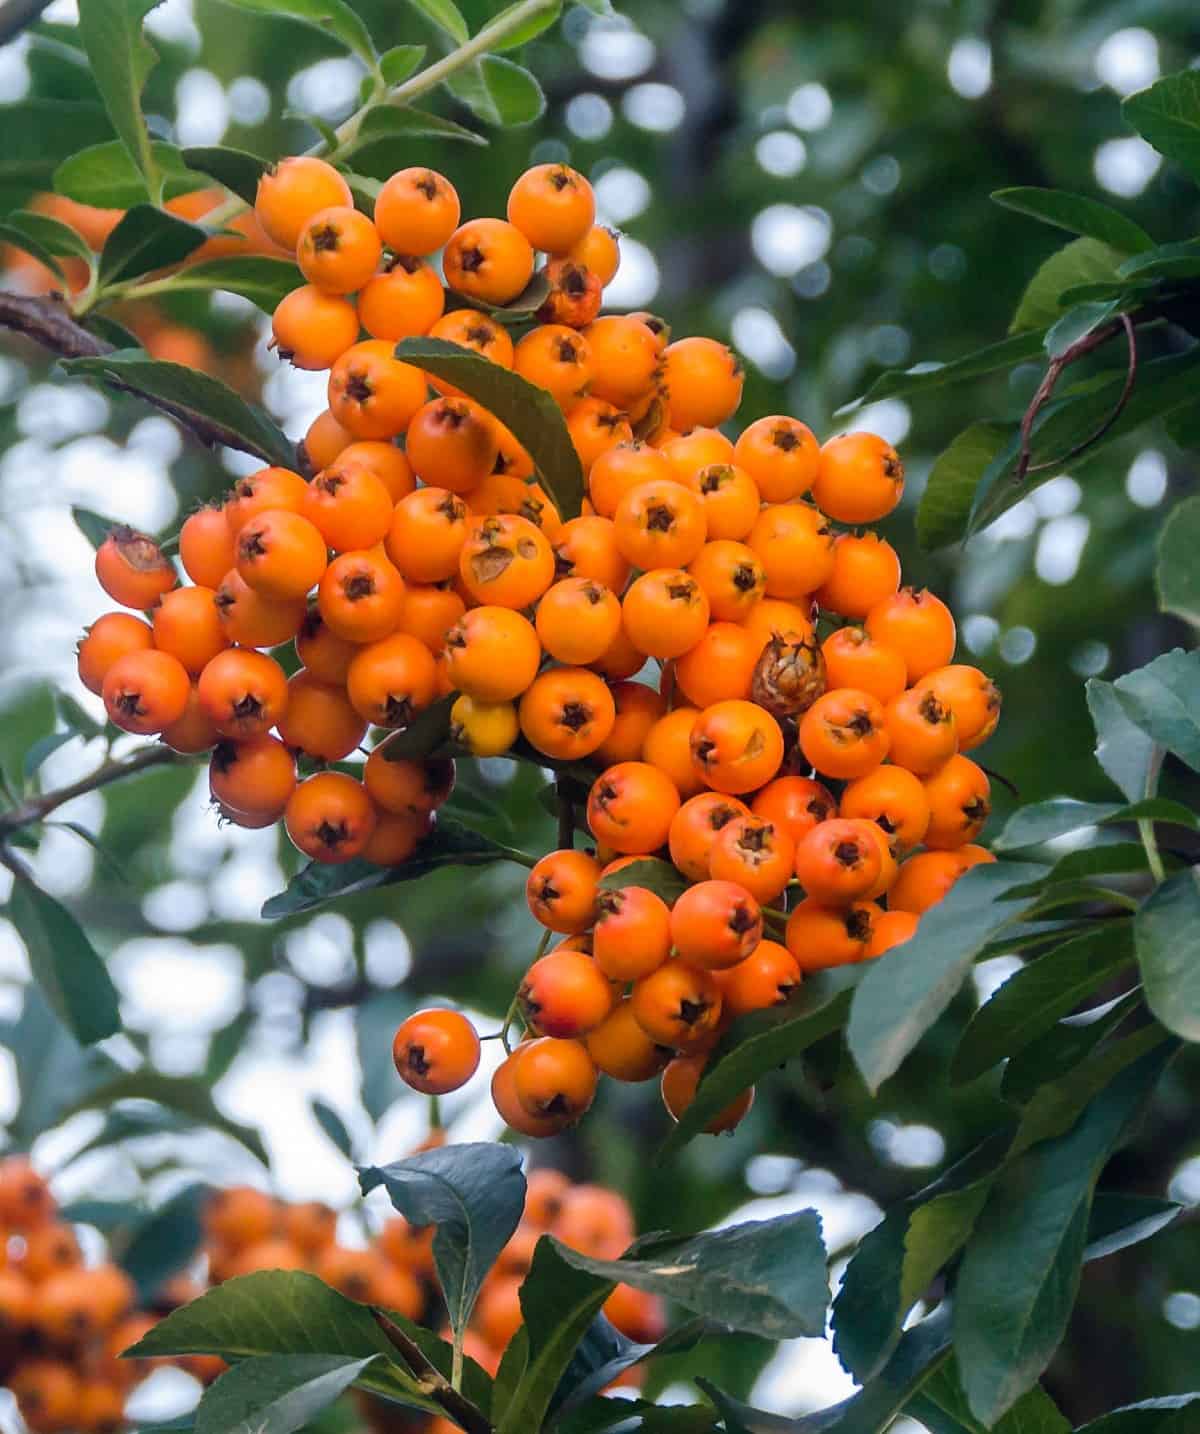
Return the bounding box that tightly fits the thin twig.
[979,764,1021,802]
[372,1311,493,1434]
[0,745,184,839]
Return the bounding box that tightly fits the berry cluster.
[73,153,1001,1138]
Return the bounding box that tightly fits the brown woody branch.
[372,1312,493,1434]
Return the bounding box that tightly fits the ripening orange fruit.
[813,432,905,523]
[346,632,437,728]
[584,315,662,408]
[709,814,796,904]
[214,570,307,648]
[839,765,930,852]
[443,218,535,305]
[588,441,674,520]
[427,310,515,386]
[236,509,328,600]
[519,947,614,1039]
[271,284,360,370]
[275,670,367,761]
[407,396,500,494]
[339,440,415,502]
[304,408,354,470]
[912,664,1001,751]
[622,568,710,659]
[884,686,958,775]
[95,526,177,610]
[568,397,634,474]
[921,754,991,849]
[374,167,460,254]
[586,997,671,1082]
[641,705,704,799]
[536,577,622,666]
[328,340,428,441]
[537,256,603,328]
[785,898,880,970]
[318,549,407,643]
[197,648,288,739]
[865,588,956,685]
[798,688,889,780]
[750,775,834,846]
[444,606,541,702]
[102,649,190,734]
[814,532,902,620]
[670,879,763,971]
[667,792,748,882]
[733,415,819,502]
[685,462,760,541]
[689,699,784,795]
[256,156,353,249]
[519,666,616,760]
[301,462,393,554]
[508,163,596,252]
[399,580,464,654]
[152,585,229,676]
[747,502,835,599]
[459,513,555,608]
[513,1037,597,1122]
[284,771,376,863]
[793,818,883,906]
[180,505,238,588]
[209,735,296,819]
[357,255,445,340]
[716,939,802,1019]
[821,626,907,705]
[889,847,993,915]
[661,1054,754,1133]
[613,480,707,571]
[592,884,672,981]
[492,1052,571,1138]
[387,486,468,584]
[567,223,621,284]
[740,597,815,653]
[631,959,722,1052]
[77,612,154,694]
[296,206,381,295]
[225,466,308,537]
[865,909,919,959]
[688,540,766,623]
[514,324,593,409]
[662,337,743,431]
[393,1009,481,1095]
[526,848,601,934]
[587,761,681,855]
[673,622,758,708]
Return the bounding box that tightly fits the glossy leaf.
[1112,648,1200,774]
[120,1183,208,1303]
[1135,869,1200,1042]
[359,1143,526,1337]
[992,797,1197,851]
[1087,678,1158,804]
[72,507,120,550]
[907,1363,1069,1434]
[1000,990,1142,1104]
[1076,1393,1200,1433]
[1123,72,1200,183]
[311,1098,354,1158]
[916,422,1010,551]
[553,1210,829,1341]
[216,0,377,70]
[0,221,65,281]
[407,0,468,42]
[847,861,1044,1092]
[954,1046,1170,1425]
[55,138,204,207]
[76,0,164,199]
[354,103,487,147]
[396,338,585,518]
[598,855,688,905]
[379,44,425,84]
[950,924,1136,1084]
[99,204,208,285]
[60,350,296,467]
[1,100,113,185]
[1045,300,1119,358]
[991,188,1153,254]
[183,145,272,205]
[9,877,121,1046]
[446,55,546,126]
[1156,494,1200,625]
[840,333,1045,415]
[196,1354,378,1434]
[6,208,95,262]
[1009,238,1124,333]
[489,0,563,50]
[659,970,857,1159]
[1084,1193,1182,1263]
[128,1270,440,1414]
[152,256,305,312]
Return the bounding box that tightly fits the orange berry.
[568,396,634,474]
[685,462,761,541]
[526,848,601,934]
[537,256,603,328]
[346,632,437,728]
[717,939,801,1018]
[662,337,743,431]
[393,1008,480,1095]
[256,156,352,249]
[519,666,616,760]
[364,807,432,866]
[492,1052,571,1138]
[294,608,356,685]
[427,310,515,390]
[566,223,620,284]
[821,626,907,705]
[95,525,176,610]
[885,686,958,775]
[921,754,991,849]
[284,771,376,863]
[750,776,834,846]
[613,479,707,570]
[798,688,890,780]
[794,817,883,905]
[271,284,360,369]
[443,218,534,304]
[77,612,154,695]
[670,879,763,970]
[235,509,327,601]
[519,948,614,1038]
[661,1053,754,1133]
[740,596,815,653]
[318,548,407,643]
[733,415,819,502]
[747,502,835,599]
[814,432,905,523]
[304,408,354,470]
[101,648,190,734]
[586,996,670,1082]
[839,765,930,852]
[339,440,416,502]
[709,814,795,904]
[865,588,956,685]
[296,206,381,294]
[814,532,902,620]
[357,254,445,340]
[889,848,988,915]
[209,735,296,819]
[302,462,393,553]
[444,605,541,702]
[514,324,593,409]
[689,699,784,794]
[588,440,675,520]
[592,884,672,981]
[673,622,758,708]
[9,1360,81,1432]
[150,586,229,676]
[688,540,766,623]
[584,315,662,408]
[553,1183,635,1257]
[536,577,623,667]
[212,570,304,647]
[913,664,1001,751]
[328,339,428,440]
[785,898,880,970]
[160,683,220,754]
[225,466,308,537]
[197,648,288,738]
[180,505,237,588]
[660,427,734,480]
[387,486,468,584]
[407,395,500,494]
[865,909,920,959]
[622,568,710,659]
[668,791,749,882]
[590,622,645,681]
[460,513,555,608]
[631,959,722,1051]
[642,705,704,799]
[508,163,595,251]
[374,167,460,255]
[587,761,681,855]
[399,580,464,654]
[275,670,367,760]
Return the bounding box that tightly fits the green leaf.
[359,1144,526,1338]
[1076,1394,1200,1433]
[907,1363,1069,1434]
[1118,238,1200,280]
[916,422,1010,552]
[55,139,206,208]
[447,55,545,125]
[0,986,112,1150]
[156,256,306,312]
[63,1069,268,1163]
[99,204,208,286]
[1112,648,1200,773]
[380,692,457,759]
[9,877,121,1046]
[950,924,1135,1084]
[0,221,66,281]
[991,188,1154,254]
[216,0,377,70]
[127,1270,441,1415]
[954,1046,1169,1425]
[312,1098,354,1158]
[72,507,120,551]
[1045,300,1118,359]
[196,1354,378,1434]
[407,0,468,41]
[839,333,1045,415]
[553,1210,829,1341]
[1000,990,1141,1104]
[598,855,688,904]
[380,44,426,83]
[0,101,114,185]
[1156,494,1200,625]
[23,731,77,782]
[847,861,1044,1092]
[120,1183,207,1303]
[1123,72,1200,183]
[7,208,95,263]
[1135,868,1200,1041]
[992,797,1197,851]
[1087,678,1158,805]
[1084,1193,1182,1262]
[353,103,488,147]
[183,145,272,205]
[60,350,295,467]
[1009,238,1124,333]
[488,0,563,50]
[659,970,856,1159]
[396,338,584,518]
[76,0,164,199]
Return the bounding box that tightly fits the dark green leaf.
[407,0,469,42]
[382,693,457,759]
[950,924,1135,1084]
[488,0,563,50]
[354,103,487,147]
[839,333,1045,415]
[127,1270,440,1414]
[1123,73,1200,183]
[1134,868,1200,1042]
[552,1319,707,1422]
[196,1354,378,1434]
[0,986,111,1150]
[659,970,856,1159]
[847,862,1044,1092]
[86,314,144,349]
[0,101,113,185]
[380,45,425,84]
[55,139,206,208]
[76,0,163,199]
[72,507,120,551]
[1087,678,1158,805]
[359,1144,526,1336]
[1112,647,1200,774]
[7,208,95,262]
[1009,238,1124,333]
[991,188,1153,254]
[0,221,66,280]
[598,855,688,904]
[216,0,377,70]
[154,256,305,312]
[58,1198,144,1231]
[1076,1394,1200,1433]
[9,877,121,1046]
[992,797,1197,851]
[1156,494,1200,625]
[183,145,272,205]
[954,1046,1170,1425]
[63,1069,267,1163]
[1045,301,1118,358]
[1118,238,1200,280]
[396,338,584,518]
[121,1183,208,1303]
[907,1363,1069,1434]
[916,422,1010,551]
[99,204,208,286]
[23,730,76,781]
[357,991,414,1120]
[1084,1193,1182,1263]
[60,350,296,467]
[1000,990,1142,1103]
[553,1210,829,1341]
[312,1098,354,1158]
[56,690,106,740]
